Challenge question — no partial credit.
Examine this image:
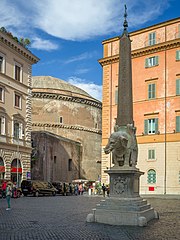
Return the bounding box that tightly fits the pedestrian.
[106,186,110,197]
[78,184,83,195]
[74,184,78,196]
[2,180,7,198]
[69,183,72,195]
[102,183,106,197]
[12,182,17,198]
[6,182,12,210]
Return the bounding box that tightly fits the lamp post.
[16,133,19,187]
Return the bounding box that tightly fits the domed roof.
[32,76,91,98]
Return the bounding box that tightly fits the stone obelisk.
[86,5,158,226]
[117,5,133,127]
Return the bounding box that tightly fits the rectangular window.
[145,56,159,68]
[148,83,156,99]
[68,159,72,171]
[144,118,158,134]
[148,149,155,160]
[14,93,21,108]
[176,50,180,61]
[0,53,5,73]
[149,32,156,46]
[176,116,180,133]
[176,79,180,95]
[0,116,5,135]
[13,121,23,139]
[0,87,4,102]
[14,62,22,82]
[59,116,63,124]
[115,87,118,105]
[14,122,20,139]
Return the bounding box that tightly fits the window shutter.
[152,83,156,98]
[155,118,159,133]
[176,79,180,95]
[152,149,155,159]
[115,88,118,104]
[153,32,156,44]
[155,56,159,65]
[148,84,151,99]
[176,50,180,60]
[144,119,148,134]
[176,116,180,132]
[145,58,149,68]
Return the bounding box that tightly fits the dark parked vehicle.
[21,180,58,197]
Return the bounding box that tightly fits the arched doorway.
[0,157,5,179]
[11,159,22,187]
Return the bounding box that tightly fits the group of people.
[102,183,110,197]
[74,184,84,195]
[1,180,18,210]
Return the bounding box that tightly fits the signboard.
[26,172,31,180]
[149,186,155,191]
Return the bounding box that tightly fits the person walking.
[102,183,106,197]
[6,182,12,210]
[2,180,7,198]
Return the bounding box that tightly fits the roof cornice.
[102,17,180,45]
[99,38,180,66]
[0,32,39,64]
[32,122,102,135]
[32,92,102,109]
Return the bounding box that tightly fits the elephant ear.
[120,136,128,148]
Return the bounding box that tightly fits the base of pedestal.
[87,197,158,226]
[86,168,158,226]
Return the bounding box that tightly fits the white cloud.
[30,37,59,51]
[74,68,90,75]
[67,76,102,101]
[64,51,97,64]
[0,0,171,41]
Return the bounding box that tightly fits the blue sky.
[0,0,179,101]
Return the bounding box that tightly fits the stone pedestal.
[86,168,158,226]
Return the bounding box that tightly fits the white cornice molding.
[32,122,102,135]
[32,92,102,109]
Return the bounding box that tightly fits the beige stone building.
[0,29,39,185]
[100,17,180,194]
[32,76,102,181]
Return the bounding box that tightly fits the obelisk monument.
[86,5,158,226]
[117,5,133,127]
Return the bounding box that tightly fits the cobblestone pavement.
[0,194,179,240]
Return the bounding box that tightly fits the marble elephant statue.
[104,124,138,167]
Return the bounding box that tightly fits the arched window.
[147,169,156,183]
[11,158,21,168]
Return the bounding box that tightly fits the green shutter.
[155,118,159,133]
[145,58,149,68]
[148,84,151,99]
[115,88,118,104]
[176,79,180,95]
[153,83,156,98]
[152,149,155,159]
[176,50,180,60]
[176,116,180,133]
[144,119,148,134]
[155,56,159,65]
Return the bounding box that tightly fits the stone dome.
[32,76,92,98]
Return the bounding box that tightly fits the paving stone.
[0,195,179,240]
